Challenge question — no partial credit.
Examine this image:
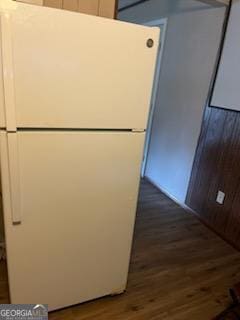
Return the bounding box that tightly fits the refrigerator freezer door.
[0,130,144,310]
[0,0,159,130]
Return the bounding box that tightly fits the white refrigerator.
[0,0,159,311]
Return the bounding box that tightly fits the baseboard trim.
[144,176,240,252]
[144,176,191,211]
[192,212,240,252]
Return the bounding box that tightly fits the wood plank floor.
[1,179,240,319]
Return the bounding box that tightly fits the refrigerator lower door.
[0,130,144,311]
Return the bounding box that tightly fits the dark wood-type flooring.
[0,180,240,319]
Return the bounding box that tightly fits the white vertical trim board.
[141,18,168,177]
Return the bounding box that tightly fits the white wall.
[212,0,240,111]
[119,0,226,203]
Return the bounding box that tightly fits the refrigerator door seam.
[12,128,144,132]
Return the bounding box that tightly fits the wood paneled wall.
[17,0,117,19]
[186,106,240,250]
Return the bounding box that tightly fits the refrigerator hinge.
[132,129,145,133]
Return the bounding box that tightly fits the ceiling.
[118,0,141,10]
[118,0,229,11]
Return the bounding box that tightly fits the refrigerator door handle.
[1,13,17,132]
[7,133,21,224]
